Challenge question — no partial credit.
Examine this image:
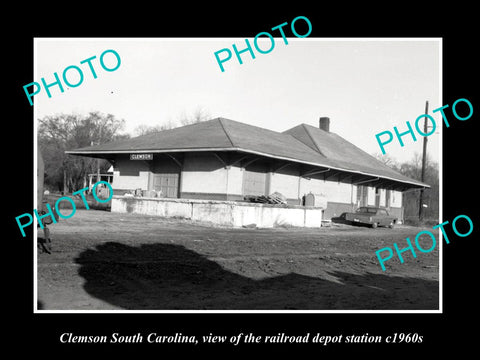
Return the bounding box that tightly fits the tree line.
[374,153,439,224]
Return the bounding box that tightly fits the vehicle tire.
[388,221,394,229]
[371,222,378,229]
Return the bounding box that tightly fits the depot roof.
[66,117,429,190]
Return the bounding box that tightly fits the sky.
[34,38,441,164]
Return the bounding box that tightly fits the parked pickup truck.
[344,206,397,228]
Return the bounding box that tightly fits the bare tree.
[133,106,211,136]
[38,112,128,192]
[374,152,439,224]
[372,152,439,223]
[133,121,175,136]
[372,152,400,170]
[179,106,211,126]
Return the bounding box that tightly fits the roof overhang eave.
[65,147,429,189]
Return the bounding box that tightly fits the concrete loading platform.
[111,196,324,228]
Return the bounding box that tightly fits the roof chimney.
[319,117,330,132]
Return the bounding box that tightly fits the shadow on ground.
[331,213,351,225]
[331,214,371,228]
[74,242,438,310]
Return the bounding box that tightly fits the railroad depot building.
[66,117,428,226]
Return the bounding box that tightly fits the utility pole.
[419,100,428,221]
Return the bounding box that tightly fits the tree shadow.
[74,242,438,310]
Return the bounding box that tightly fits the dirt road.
[37,210,439,311]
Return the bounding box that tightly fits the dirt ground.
[36,209,439,311]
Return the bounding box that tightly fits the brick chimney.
[319,117,330,132]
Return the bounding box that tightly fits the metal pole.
[97,157,100,182]
[419,100,429,221]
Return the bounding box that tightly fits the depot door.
[153,173,179,198]
[150,156,180,198]
[243,162,268,196]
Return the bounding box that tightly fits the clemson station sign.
[130,153,153,160]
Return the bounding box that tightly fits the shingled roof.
[66,117,428,189]
[283,124,426,187]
